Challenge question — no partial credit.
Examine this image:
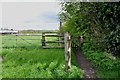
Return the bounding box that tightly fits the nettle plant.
[3,61,84,78]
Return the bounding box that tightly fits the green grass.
[2,48,64,78]
[2,48,64,65]
[2,35,62,48]
[85,51,119,78]
[97,70,119,78]
[1,35,84,78]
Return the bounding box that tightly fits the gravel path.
[73,48,96,78]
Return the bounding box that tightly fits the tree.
[59,2,120,56]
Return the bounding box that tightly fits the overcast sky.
[0,0,61,30]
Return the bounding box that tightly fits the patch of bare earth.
[73,49,96,78]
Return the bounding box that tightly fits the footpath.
[73,49,96,78]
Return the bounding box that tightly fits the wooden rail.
[45,41,64,43]
[2,34,42,48]
[42,32,72,72]
[44,34,63,37]
[42,46,64,49]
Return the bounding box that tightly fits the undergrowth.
[2,46,84,78]
[2,61,84,78]
[81,42,120,78]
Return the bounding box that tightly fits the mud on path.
[73,48,96,78]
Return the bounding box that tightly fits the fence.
[2,34,42,48]
[64,33,83,71]
[41,32,71,71]
[41,32,64,48]
[2,32,83,72]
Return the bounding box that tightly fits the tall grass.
[1,35,84,78]
[3,48,65,65]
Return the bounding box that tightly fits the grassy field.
[2,35,58,48]
[1,35,84,78]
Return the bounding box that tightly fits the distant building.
[0,30,18,35]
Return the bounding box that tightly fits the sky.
[0,0,61,30]
[1,0,118,30]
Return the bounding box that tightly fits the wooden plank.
[44,32,58,33]
[42,46,64,49]
[45,34,63,37]
[45,41,64,43]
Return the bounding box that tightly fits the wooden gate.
[41,32,64,48]
[41,32,72,71]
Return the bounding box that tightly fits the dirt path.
[73,48,96,78]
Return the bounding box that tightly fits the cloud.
[24,12,59,23]
[40,12,59,23]
[2,2,61,30]
[1,0,59,2]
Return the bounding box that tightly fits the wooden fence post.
[64,32,71,72]
[42,32,45,47]
[59,21,62,47]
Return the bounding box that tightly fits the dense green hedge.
[59,2,120,56]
